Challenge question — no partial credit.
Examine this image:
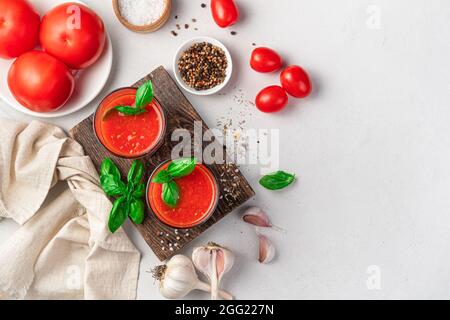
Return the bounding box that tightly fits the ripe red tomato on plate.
[211,0,239,28]
[280,65,312,98]
[0,0,40,59]
[8,51,75,113]
[40,2,106,69]
[250,47,282,73]
[255,86,288,113]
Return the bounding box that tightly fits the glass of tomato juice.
[93,87,166,158]
[146,160,219,229]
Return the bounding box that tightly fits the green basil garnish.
[108,196,128,233]
[132,183,146,198]
[115,105,147,116]
[128,198,145,224]
[259,171,296,190]
[101,158,121,178]
[135,80,154,108]
[100,158,147,233]
[152,158,197,207]
[100,174,126,196]
[168,157,197,178]
[162,180,180,207]
[113,80,154,116]
[152,170,172,184]
[128,159,144,185]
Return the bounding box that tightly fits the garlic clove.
[242,206,273,228]
[258,233,276,264]
[242,207,285,232]
[192,246,212,280]
[192,242,235,300]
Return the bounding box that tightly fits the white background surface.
[1,0,450,299]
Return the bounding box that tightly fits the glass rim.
[146,159,220,230]
[92,86,167,159]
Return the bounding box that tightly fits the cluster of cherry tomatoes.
[250,47,312,113]
[0,0,105,113]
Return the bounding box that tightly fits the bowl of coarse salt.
[113,0,171,33]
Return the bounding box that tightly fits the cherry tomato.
[255,86,288,113]
[211,0,239,28]
[250,47,282,73]
[40,3,106,69]
[0,0,40,59]
[8,51,75,113]
[280,65,312,98]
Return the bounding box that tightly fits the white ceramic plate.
[0,0,113,118]
[173,36,233,96]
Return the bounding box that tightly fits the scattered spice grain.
[230,31,237,36]
[171,31,178,36]
[201,3,207,8]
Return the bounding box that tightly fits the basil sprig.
[152,157,197,207]
[100,158,146,233]
[259,171,296,190]
[114,80,154,116]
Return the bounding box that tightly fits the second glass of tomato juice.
[93,87,166,158]
[146,159,220,229]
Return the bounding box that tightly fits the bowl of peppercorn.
[173,37,233,96]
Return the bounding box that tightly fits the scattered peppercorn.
[192,18,197,23]
[178,42,228,91]
[175,15,178,19]
[201,3,206,8]
[176,24,181,30]
[185,24,189,29]
[231,31,237,36]
[171,31,178,36]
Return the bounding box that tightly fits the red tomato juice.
[94,88,165,158]
[148,162,219,228]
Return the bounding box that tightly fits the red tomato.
[211,0,239,28]
[40,3,105,69]
[8,51,75,113]
[0,0,40,59]
[250,47,282,73]
[280,65,312,98]
[255,86,288,113]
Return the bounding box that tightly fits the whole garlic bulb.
[152,254,233,300]
[155,255,198,299]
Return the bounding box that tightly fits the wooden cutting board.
[69,66,255,261]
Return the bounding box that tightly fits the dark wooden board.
[70,66,255,261]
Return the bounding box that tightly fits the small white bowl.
[173,36,233,96]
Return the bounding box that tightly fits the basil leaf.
[167,157,197,179]
[152,170,172,184]
[128,160,144,185]
[100,174,126,196]
[128,198,145,224]
[162,181,180,207]
[135,81,154,108]
[132,182,146,198]
[100,158,121,179]
[108,196,128,233]
[259,171,296,190]
[115,105,147,116]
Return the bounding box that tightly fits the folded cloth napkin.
[0,119,140,300]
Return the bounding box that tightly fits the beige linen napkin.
[0,119,140,299]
